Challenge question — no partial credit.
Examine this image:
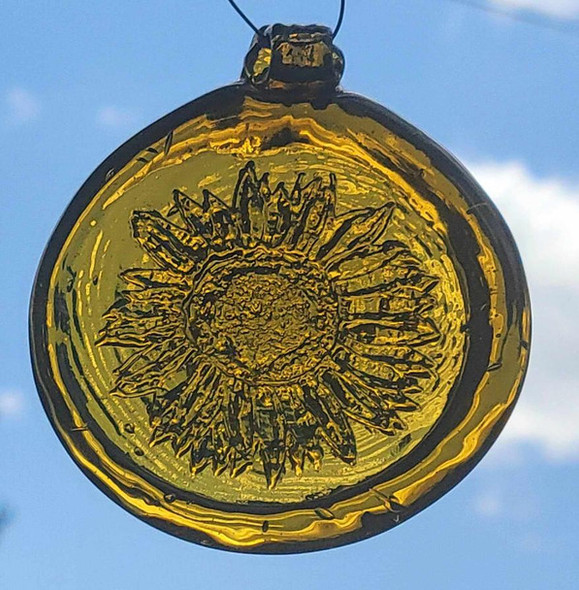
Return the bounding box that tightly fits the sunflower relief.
[97,161,441,488]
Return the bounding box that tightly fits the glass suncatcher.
[30,14,530,553]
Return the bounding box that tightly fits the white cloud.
[473,483,539,521]
[471,160,579,288]
[0,390,24,419]
[489,0,579,19]
[473,488,504,517]
[96,105,138,129]
[469,160,579,463]
[500,376,579,460]
[472,484,547,552]
[4,87,41,124]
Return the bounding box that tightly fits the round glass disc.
[31,83,530,553]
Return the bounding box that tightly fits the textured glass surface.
[31,25,530,553]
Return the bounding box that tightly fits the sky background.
[1,1,579,588]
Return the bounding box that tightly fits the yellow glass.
[30,25,530,553]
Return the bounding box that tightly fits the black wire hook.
[226,0,347,39]
[333,0,346,38]
[226,0,264,38]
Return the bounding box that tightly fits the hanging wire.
[444,0,579,39]
[226,0,263,38]
[226,0,347,39]
[226,0,577,42]
[333,0,346,38]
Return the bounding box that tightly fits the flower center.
[186,248,339,386]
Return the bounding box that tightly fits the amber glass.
[30,25,530,553]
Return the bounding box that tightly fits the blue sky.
[1,1,579,588]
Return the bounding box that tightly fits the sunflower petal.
[120,268,190,291]
[232,161,266,243]
[272,387,318,476]
[298,382,356,464]
[343,315,441,347]
[181,365,220,420]
[277,386,325,472]
[330,365,418,412]
[154,365,209,445]
[97,306,184,347]
[210,420,231,476]
[131,210,207,273]
[340,267,438,299]
[285,176,322,244]
[307,209,360,260]
[110,350,216,465]
[322,371,400,434]
[224,381,253,456]
[189,437,211,475]
[340,290,437,320]
[116,288,186,317]
[253,392,286,489]
[230,452,253,478]
[331,241,421,284]
[172,189,210,237]
[303,436,324,470]
[316,203,395,265]
[332,347,394,387]
[339,340,436,380]
[185,380,225,471]
[232,161,257,210]
[287,441,306,475]
[287,172,305,208]
[379,293,437,315]
[289,175,336,251]
[333,348,425,404]
[253,391,286,489]
[112,339,192,397]
[173,427,196,458]
[102,291,183,319]
[150,427,175,447]
[202,189,240,249]
[263,182,292,246]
